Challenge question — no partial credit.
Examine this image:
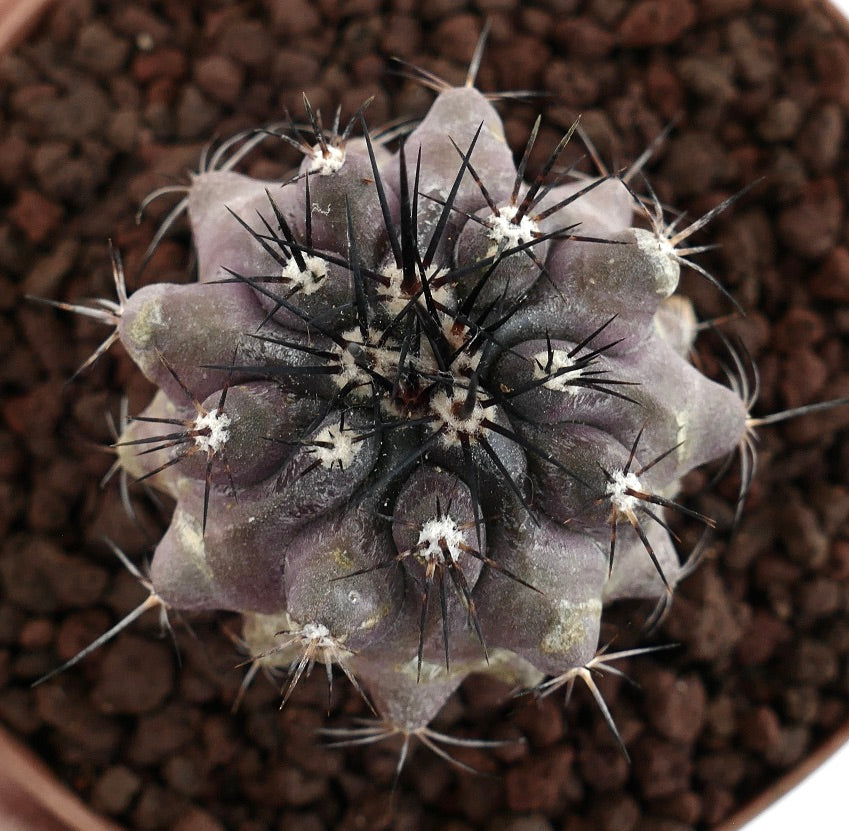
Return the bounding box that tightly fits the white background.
[738,1,849,830]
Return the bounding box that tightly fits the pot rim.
[712,719,849,830]
[0,0,55,53]
[1,0,849,829]
[0,723,123,831]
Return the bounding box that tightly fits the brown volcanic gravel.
[2,1,849,829]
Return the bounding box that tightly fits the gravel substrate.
[3,1,849,830]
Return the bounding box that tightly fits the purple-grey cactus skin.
[58,80,752,753]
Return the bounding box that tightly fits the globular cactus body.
[48,78,756,754]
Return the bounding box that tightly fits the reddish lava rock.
[777,178,844,259]
[8,190,63,244]
[618,0,697,47]
[93,636,174,715]
[812,246,849,302]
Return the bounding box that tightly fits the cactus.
[37,60,784,767]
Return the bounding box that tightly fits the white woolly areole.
[282,254,327,295]
[291,621,352,664]
[415,515,465,564]
[607,469,642,514]
[632,227,680,297]
[308,144,345,175]
[192,409,231,454]
[378,263,453,319]
[312,422,359,469]
[532,349,584,392]
[448,342,481,376]
[486,205,539,252]
[429,388,488,447]
[299,622,336,648]
[335,330,372,390]
[334,328,400,394]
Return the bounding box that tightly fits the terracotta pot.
[712,717,849,830]
[0,0,54,52]
[0,723,121,831]
[2,1,848,829]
